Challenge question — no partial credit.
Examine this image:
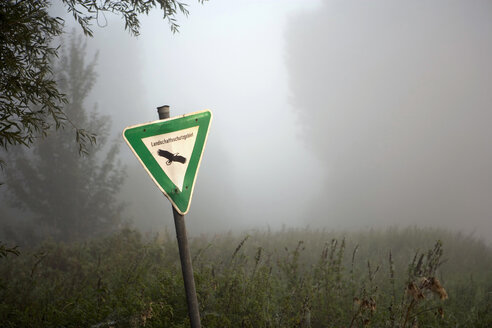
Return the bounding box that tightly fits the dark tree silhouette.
[5,36,126,242]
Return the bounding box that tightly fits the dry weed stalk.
[401,241,448,328]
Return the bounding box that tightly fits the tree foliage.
[0,1,67,167]
[0,0,205,167]
[5,35,126,242]
[61,0,205,36]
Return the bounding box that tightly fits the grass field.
[1,227,491,327]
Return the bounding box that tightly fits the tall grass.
[0,227,491,327]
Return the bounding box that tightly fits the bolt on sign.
[123,110,212,215]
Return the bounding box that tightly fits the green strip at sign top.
[123,110,213,215]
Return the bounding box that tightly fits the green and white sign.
[123,110,212,215]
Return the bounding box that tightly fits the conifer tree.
[5,35,125,242]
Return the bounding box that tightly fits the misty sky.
[42,0,492,240]
[76,0,324,234]
[287,0,492,239]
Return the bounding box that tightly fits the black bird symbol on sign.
[158,149,187,166]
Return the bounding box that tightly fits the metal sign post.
[157,105,201,328]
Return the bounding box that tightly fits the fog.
[3,0,492,242]
[286,0,492,240]
[79,0,325,234]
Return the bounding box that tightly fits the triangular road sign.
[123,110,212,215]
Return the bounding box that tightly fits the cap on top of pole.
[157,105,170,119]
